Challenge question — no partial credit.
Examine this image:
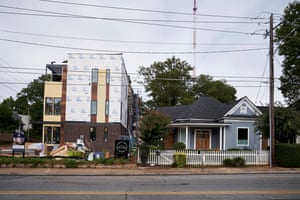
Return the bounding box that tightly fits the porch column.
[223,127,226,150]
[185,126,189,149]
[219,127,223,150]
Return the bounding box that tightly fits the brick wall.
[63,122,127,155]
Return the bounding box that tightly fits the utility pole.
[269,13,275,167]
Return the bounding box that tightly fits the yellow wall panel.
[44,81,62,97]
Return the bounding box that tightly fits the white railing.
[142,149,269,167]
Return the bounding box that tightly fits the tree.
[255,106,300,143]
[275,1,300,105]
[138,110,170,148]
[0,101,19,133]
[15,74,50,139]
[16,74,49,117]
[192,75,237,104]
[139,57,238,108]
[138,56,194,108]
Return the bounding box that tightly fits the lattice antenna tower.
[193,0,198,77]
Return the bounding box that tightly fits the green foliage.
[140,144,149,164]
[17,75,50,140]
[93,158,105,164]
[138,57,237,108]
[103,158,115,165]
[0,157,131,168]
[275,144,300,167]
[255,106,300,143]
[0,103,19,133]
[223,158,233,167]
[0,157,47,168]
[275,1,300,105]
[138,56,194,108]
[227,148,241,151]
[192,75,236,104]
[173,153,186,168]
[223,157,245,167]
[233,157,245,167]
[138,110,170,147]
[63,159,78,168]
[173,142,186,150]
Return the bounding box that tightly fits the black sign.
[114,140,129,158]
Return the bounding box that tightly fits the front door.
[195,130,210,149]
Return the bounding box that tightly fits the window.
[54,98,61,115]
[240,105,247,114]
[91,100,97,115]
[237,128,249,146]
[106,69,110,84]
[45,97,61,115]
[90,127,96,141]
[105,100,109,116]
[44,126,60,144]
[178,128,186,145]
[45,98,53,115]
[91,68,98,83]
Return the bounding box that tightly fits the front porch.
[165,123,230,150]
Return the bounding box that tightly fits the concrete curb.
[0,167,299,176]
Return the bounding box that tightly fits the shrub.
[104,158,115,165]
[223,157,245,167]
[93,158,105,164]
[140,144,149,164]
[63,159,78,168]
[173,153,186,168]
[275,144,300,167]
[233,157,245,167]
[173,142,186,151]
[227,148,241,151]
[223,158,233,167]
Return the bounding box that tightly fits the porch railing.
[140,149,269,167]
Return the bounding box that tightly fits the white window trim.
[236,127,249,146]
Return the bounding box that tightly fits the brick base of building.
[63,122,128,155]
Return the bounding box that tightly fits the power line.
[0,38,268,54]
[0,56,29,83]
[0,81,280,89]
[255,54,269,104]
[0,5,265,35]
[40,0,266,20]
[0,12,266,24]
[0,29,267,46]
[0,66,282,82]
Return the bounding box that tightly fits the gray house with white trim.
[158,96,263,151]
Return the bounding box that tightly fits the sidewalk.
[1,166,300,176]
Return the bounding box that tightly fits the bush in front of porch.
[173,152,186,168]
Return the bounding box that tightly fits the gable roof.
[157,96,231,122]
[224,96,262,117]
[157,96,260,123]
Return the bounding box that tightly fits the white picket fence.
[141,149,269,167]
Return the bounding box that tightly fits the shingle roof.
[157,96,232,122]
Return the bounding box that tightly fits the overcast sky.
[0,0,294,105]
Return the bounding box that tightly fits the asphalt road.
[0,174,299,200]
